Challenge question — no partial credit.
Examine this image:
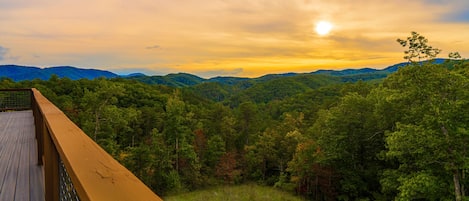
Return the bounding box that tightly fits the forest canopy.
[2,32,469,200]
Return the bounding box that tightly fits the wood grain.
[0,111,44,201]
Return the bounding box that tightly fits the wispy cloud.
[146,45,160,50]
[0,46,8,60]
[441,8,469,22]
[420,0,469,22]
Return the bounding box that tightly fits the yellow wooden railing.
[3,88,163,201]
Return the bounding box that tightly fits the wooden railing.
[0,88,32,111]
[2,89,163,201]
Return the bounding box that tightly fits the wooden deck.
[0,110,44,201]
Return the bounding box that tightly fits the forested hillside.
[2,32,469,200]
[0,65,118,81]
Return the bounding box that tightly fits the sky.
[1,0,469,78]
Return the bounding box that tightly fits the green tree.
[163,90,201,188]
[0,78,16,89]
[245,128,279,182]
[204,135,226,172]
[79,79,125,141]
[310,92,386,199]
[220,115,237,151]
[381,63,469,200]
[397,31,441,63]
[245,112,304,184]
[236,102,261,149]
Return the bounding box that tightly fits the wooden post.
[33,99,44,166]
[29,90,33,109]
[44,124,60,201]
[37,114,44,166]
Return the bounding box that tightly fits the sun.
[315,21,333,36]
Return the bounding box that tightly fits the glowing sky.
[1,0,469,78]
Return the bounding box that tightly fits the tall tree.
[381,63,469,200]
[236,102,260,148]
[397,31,441,63]
[80,79,125,141]
[380,32,469,200]
[310,92,385,199]
[163,90,201,188]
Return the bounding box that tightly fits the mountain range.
[123,60,419,87]
[0,59,446,86]
[0,65,118,81]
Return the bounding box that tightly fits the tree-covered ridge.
[0,65,118,81]
[1,32,469,200]
[0,73,367,196]
[127,64,398,88]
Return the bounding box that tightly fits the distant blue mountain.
[120,73,147,78]
[0,58,450,83]
[313,68,379,76]
[312,58,447,76]
[0,65,118,81]
[126,73,207,87]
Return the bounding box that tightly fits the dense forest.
[2,32,469,200]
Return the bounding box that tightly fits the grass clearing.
[164,184,304,201]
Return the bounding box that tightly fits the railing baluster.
[59,159,81,201]
[33,99,44,166]
[0,89,32,111]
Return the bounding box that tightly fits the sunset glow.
[1,0,469,78]
[315,21,333,36]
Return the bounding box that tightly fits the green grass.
[164,184,304,201]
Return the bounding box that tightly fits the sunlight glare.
[315,21,333,36]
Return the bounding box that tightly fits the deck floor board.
[0,111,44,201]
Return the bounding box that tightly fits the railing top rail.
[31,88,162,201]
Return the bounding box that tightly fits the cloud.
[329,35,400,52]
[0,46,9,60]
[441,8,469,22]
[146,45,160,50]
[419,0,469,22]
